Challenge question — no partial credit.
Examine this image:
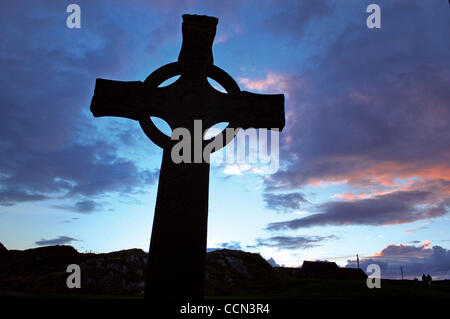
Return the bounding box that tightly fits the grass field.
[1,278,449,299]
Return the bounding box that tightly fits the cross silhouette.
[90,14,285,299]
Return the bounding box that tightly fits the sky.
[0,0,449,279]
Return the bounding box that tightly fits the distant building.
[276,260,367,280]
[302,261,367,280]
[336,267,367,280]
[301,261,339,276]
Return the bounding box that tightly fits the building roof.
[301,261,339,275]
[337,267,367,279]
[300,261,367,279]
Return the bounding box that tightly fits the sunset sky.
[0,0,449,279]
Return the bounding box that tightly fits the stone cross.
[90,14,285,299]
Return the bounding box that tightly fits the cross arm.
[208,90,285,131]
[240,91,285,130]
[90,79,144,120]
[90,78,168,121]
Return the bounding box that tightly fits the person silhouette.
[426,274,432,286]
[422,273,426,284]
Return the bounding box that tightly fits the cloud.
[35,236,80,246]
[0,1,163,209]
[0,189,49,207]
[52,199,100,214]
[374,241,432,257]
[73,200,97,213]
[263,192,307,213]
[267,191,449,230]
[61,217,80,224]
[223,164,263,176]
[347,242,450,279]
[262,1,450,228]
[263,0,330,38]
[0,140,159,207]
[217,241,242,250]
[238,72,293,93]
[405,222,430,234]
[248,235,337,250]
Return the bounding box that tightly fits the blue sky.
[1,0,449,279]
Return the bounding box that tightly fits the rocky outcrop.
[0,242,8,255]
[266,257,280,267]
[205,249,275,296]
[79,249,147,295]
[0,245,147,295]
[0,245,274,296]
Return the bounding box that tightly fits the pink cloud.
[346,242,450,279]
[238,72,290,92]
[374,242,433,258]
[237,72,308,98]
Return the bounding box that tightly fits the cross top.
[91,14,285,152]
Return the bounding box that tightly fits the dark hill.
[1,244,449,299]
[0,244,274,296]
[205,249,275,296]
[0,242,7,255]
[0,244,145,295]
